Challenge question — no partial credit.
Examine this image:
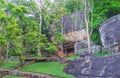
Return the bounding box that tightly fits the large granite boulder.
[61,11,85,34]
[61,11,87,42]
[61,11,102,54]
[99,14,120,49]
[74,40,101,54]
[91,45,101,53]
[65,53,120,78]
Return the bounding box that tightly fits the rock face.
[60,11,88,54]
[61,11,102,54]
[65,53,120,78]
[61,11,85,34]
[61,11,87,42]
[91,45,101,53]
[99,14,120,49]
[63,30,87,42]
[74,40,89,54]
[74,40,101,54]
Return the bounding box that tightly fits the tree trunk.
[6,42,9,60]
[37,48,41,57]
[34,0,42,57]
[19,55,23,67]
[84,0,91,53]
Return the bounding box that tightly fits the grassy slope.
[67,55,80,60]
[21,62,73,78]
[93,52,110,56]
[0,61,19,69]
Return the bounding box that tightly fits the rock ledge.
[65,53,120,78]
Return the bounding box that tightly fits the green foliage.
[90,0,120,45]
[45,43,57,53]
[0,0,41,59]
[39,0,68,54]
[21,62,73,78]
[53,33,65,45]
[24,31,38,53]
[0,0,5,8]
[5,24,22,55]
[0,0,119,57]
[38,34,48,50]
[0,59,4,67]
[65,0,82,12]
[90,31,101,44]
[0,34,6,46]
[93,0,120,18]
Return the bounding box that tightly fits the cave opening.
[63,42,75,56]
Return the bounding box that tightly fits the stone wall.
[0,69,58,78]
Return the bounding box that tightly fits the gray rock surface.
[46,57,59,62]
[9,56,19,61]
[65,53,120,78]
[91,45,101,53]
[74,40,101,54]
[61,11,102,54]
[60,11,85,34]
[99,14,120,49]
[60,11,87,42]
[74,40,88,54]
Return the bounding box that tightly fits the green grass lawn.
[93,52,110,56]
[0,61,19,69]
[20,62,73,78]
[3,76,26,78]
[67,55,80,60]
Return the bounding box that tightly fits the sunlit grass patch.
[0,61,19,69]
[21,62,73,78]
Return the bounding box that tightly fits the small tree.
[0,0,38,67]
[0,34,6,67]
[81,0,94,53]
[5,24,23,67]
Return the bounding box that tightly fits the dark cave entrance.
[63,42,75,56]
